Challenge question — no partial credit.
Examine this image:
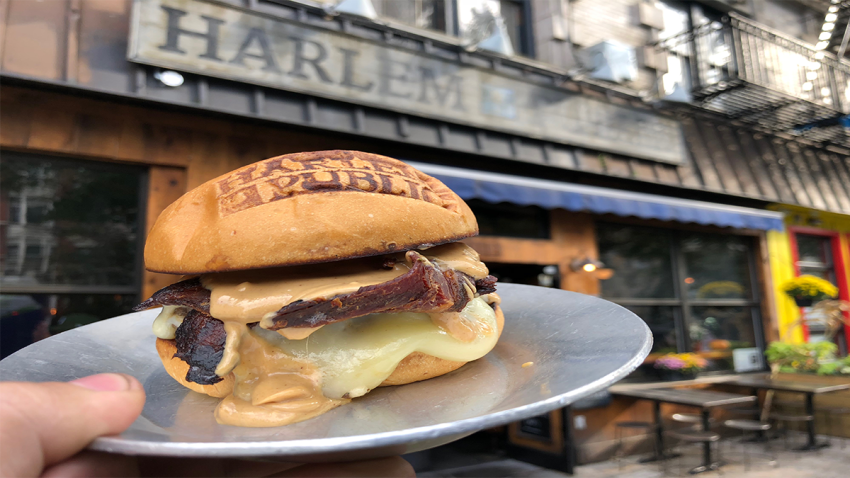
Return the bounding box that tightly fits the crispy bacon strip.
[134,277,210,314]
[136,252,497,386]
[265,251,470,329]
[173,310,227,385]
[135,253,498,329]
[474,275,497,296]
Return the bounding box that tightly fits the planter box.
[773,373,850,438]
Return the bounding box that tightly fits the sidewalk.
[416,435,850,478]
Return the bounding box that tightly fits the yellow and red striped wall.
[767,205,850,345]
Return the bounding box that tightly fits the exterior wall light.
[570,257,603,273]
[569,257,614,280]
[153,70,184,87]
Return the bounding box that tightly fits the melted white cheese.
[152,306,187,340]
[250,296,498,399]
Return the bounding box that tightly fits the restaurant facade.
[1,0,849,467]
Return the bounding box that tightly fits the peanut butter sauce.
[276,326,323,340]
[214,326,348,427]
[426,243,489,279]
[203,258,411,325]
[167,243,495,427]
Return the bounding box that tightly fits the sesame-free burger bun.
[144,151,478,274]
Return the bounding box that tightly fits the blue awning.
[410,162,785,231]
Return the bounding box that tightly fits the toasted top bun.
[145,151,478,274]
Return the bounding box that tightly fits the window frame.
[0,151,149,299]
[788,226,850,352]
[597,220,768,374]
[453,0,535,57]
[375,0,535,57]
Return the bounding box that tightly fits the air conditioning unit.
[582,41,638,83]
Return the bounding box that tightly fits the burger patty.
[137,251,497,386]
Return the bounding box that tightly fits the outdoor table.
[611,388,756,474]
[724,376,850,451]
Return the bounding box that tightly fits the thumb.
[0,374,146,478]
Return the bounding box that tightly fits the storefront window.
[376,0,447,32]
[598,223,763,376]
[375,0,533,56]
[467,199,549,238]
[0,153,146,358]
[681,233,752,300]
[622,305,678,354]
[795,234,835,282]
[597,226,675,299]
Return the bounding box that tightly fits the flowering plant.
[654,353,708,373]
[765,341,846,375]
[780,275,838,303]
[697,281,746,299]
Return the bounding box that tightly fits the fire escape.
[656,13,850,148]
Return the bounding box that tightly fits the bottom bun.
[157,303,504,397]
[156,338,234,398]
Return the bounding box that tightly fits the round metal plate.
[0,284,651,460]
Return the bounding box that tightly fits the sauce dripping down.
[214,326,348,427]
[155,243,496,427]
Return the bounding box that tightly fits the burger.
[133,150,503,427]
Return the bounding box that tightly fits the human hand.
[0,374,414,477]
[0,373,146,478]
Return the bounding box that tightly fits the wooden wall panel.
[77,0,133,89]
[464,237,561,265]
[2,0,67,79]
[74,113,124,158]
[463,211,601,296]
[0,93,31,147]
[0,0,10,62]
[551,211,599,296]
[26,107,77,151]
[143,166,187,299]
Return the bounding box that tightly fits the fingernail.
[70,373,135,392]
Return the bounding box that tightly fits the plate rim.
[4,284,652,457]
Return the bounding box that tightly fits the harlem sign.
[129,0,687,164]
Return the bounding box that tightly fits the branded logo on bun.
[135,151,503,427]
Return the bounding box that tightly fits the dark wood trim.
[508,409,564,454]
[65,0,80,83]
[756,233,779,344]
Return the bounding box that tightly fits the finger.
[41,451,139,478]
[138,457,301,477]
[270,457,415,478]
[0,374,145,478]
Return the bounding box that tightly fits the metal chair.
[723,419,777,471]
[770,413,814,451]
[663,429,722,476]
[613,421,657,470]
[671,413,714,431]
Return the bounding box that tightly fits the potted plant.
[654,353,708,381]
[764,341,841,374]
[779,275,838,307]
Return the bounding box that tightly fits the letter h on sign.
[159,6,224,62]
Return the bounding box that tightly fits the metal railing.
[656,13,850,144]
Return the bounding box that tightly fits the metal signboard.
[129,0,687,164]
